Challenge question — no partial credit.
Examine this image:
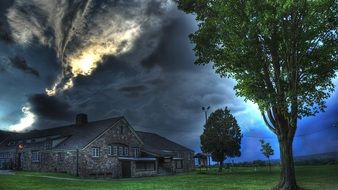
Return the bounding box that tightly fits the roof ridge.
[24,116,124,133]
[135,130,156,135]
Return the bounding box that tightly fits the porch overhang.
[118,157,157,161]
[172,157,184,160]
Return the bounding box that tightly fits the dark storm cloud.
[293,89,338,156]
[28,93,74,121]
[9,56,39,77]
[118,85,148,97]
[0,0,14,43]
[0,23,12,43]
[0,64,6,73]
[141,18,189,70]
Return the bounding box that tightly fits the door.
[121,161,131,178]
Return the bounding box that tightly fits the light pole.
[201,106,211,171]
[202,106,210,124]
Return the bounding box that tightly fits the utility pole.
[202,106,210,171]
[202,106,210,124]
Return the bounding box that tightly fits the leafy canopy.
[200,107,242,162]
[177,0,337,120]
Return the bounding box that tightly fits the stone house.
[0,114,194,178]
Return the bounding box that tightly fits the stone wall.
[79,119,143,178]
[184,151,195,172]
[171,150,195,173]
[0,151,15,169]
[19,149,77,175]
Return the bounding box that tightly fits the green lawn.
[0,165,337,190]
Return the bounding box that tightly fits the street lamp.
[201,106,211,171]
[17,143,24,170]
[202,106,210,124]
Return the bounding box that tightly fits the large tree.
[260,139,274,172]
[200,107,242,172]
[177,0,337,189]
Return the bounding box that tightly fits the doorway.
[121,161,131,178]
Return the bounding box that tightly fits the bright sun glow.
[8,106,36,132]
[71,53,97,76]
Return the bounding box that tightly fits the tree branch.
[261,111,277,135]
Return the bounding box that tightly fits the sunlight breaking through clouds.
[46,23,142,96]
[8,106,36,132]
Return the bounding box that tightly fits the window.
[92,148,100,158]
[108,145,118,156]
[133,147,140,158]
[31,151,41,163]
[0,152,10,159]
[136,161,155,171]
[118,146,123,156]
[113,146,118,156]
[177,152,184,158]
[124,147,129,156]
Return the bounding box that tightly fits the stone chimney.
[75,113,88,125]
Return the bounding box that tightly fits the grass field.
[0,165,337,190]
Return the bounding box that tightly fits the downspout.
[76,149,79,177]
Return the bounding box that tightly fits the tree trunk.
[218,160,223,173]
[268,157,271,173]
[273,137,299,190]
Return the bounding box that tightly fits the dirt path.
[0,170,15,175]
[23,174,107,181]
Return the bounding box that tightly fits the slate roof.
[0,130,12,145]
[136,131,194,156]
[0,117,123,151]
[0,117,194,155]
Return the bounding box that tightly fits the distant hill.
[268,151,338,164]
[294,151,338,161]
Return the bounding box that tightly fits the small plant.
[260,139,274,172]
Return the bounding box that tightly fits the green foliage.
[177,0,337,119]
[260,139,274,159]
[200,107,242,163]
